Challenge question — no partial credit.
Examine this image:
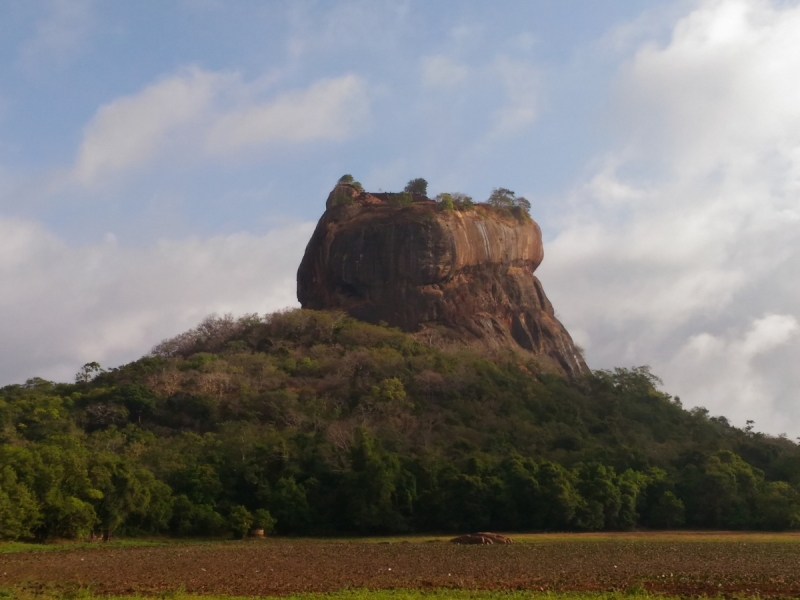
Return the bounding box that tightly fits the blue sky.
[1,0,666,240]
[3,0,800,436]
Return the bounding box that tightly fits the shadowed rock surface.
[297,184,588,377]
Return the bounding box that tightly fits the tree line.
[2,309,799,540]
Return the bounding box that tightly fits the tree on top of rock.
[488,188,516,207]
[338,174,363,191]
[488,187,530,214]
[404,178,428,196]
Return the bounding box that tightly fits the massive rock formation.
[297,184,588,377]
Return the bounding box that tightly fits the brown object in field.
[451,532,513,544]
[477,532,513,544]
[297,183,588,378]
[248,528,264,538]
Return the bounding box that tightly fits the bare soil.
[2,538,800,597]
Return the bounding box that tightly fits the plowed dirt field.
[2,538,800,597]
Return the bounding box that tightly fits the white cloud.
[0,216,314,385]
[18,0,95,70]
[74,68,223,185]
[73,69,370,185]
[488,57,541,138]
[206,75,369,154]
[660,314,800,432]
[538,0,800,434]
[421,55,469,88]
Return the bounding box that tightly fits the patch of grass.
[0,539,169,554]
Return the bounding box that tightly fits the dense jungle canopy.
[2,309,800,540]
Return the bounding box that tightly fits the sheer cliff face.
[297,185,588,377]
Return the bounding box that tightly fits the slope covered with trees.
[2,309,800,540]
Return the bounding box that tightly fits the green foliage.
[435,192,473,211]
[404,178,428,195]
[2,308,800,539]
[252,508,276,534]
[0,466,41,539]
[75,362,104,383]
[488,187,516,207]
[435,193,455,211]
[487,187,531,218]
[647,491,685,529]
[452,193,474,210]
[337,174,363,191]
[227,505,253,539]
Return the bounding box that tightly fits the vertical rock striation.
[297,184,588,377]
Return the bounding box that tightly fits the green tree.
[531,461,580,530]
[1,440,102,539]
[756,481,800,530]
[499,455,540,530]
[615,469,648,530]
[252,508,276,535]
[648,491,685,529]
[574,463,622,530]
[338,174,363,191]
[451,193,474,210]
[488,187,516,207]
[516,196,531,213]
[91,454,166,540]
[169,495,227,536]
[114,384,157,425]
[228,505,253,538]
[270,477,313,534]
[76,362,104,383]
[404,178,428,195]
[435,193,455,211]
[0,466,41,539]
[682,450,761,529]
[345,428,416,532]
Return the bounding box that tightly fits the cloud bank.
[540,0,800,434]
[0,216,313,385]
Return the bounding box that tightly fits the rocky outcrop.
[297,184,588,377]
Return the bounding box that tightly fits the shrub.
[252,508,276,535]
[338,174,363,191]
[435,193,455,211]
[228,505,253,539]
[452,193,474,211]
[488,187,516,207]
[404,178,428,196]
[487,188,530,215]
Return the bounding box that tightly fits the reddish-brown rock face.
[297,184,588,377]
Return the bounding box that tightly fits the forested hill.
[2,309,800,541]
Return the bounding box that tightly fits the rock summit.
[297,183,588,377]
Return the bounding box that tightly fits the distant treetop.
[404,178,428,196]
[487,187,530,215]
[435,192,474,212]
[338,173,363,191]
